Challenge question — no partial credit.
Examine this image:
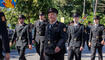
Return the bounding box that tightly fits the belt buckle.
[96,36,99,39]
[19,37,21,40]
[74,38,76,41]
[39,32,41,34]
[54,41,56,43]
[48,41,51,44]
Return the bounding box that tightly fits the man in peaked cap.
[67,13,85,60]
[44,8,67,60]
[10,15,32,60]
[89,16,105,60]
[85,21,92,50]
[33,11,48,60]
[0,11,10,60]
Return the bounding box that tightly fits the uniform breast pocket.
[55,29,59,33]
[91,28,95,32]
[96,29,101,34]
[22,38,26,43]
[97,27,102,32]
[21,37,25,40]
[53,27,59,32]
[54,29,60,36]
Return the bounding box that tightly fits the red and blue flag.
[0,0,17,8]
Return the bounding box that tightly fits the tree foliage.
[1,0,105,29]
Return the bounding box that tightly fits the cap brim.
[48,11,58,14]
[39,14,45,16]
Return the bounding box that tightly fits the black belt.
[47,40,57,45]
[70,46,80,50]
[92,36,102,39]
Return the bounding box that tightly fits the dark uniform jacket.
[85,25,92,50]
[85,25,92,40]
[44,21,68,55]
[12,23,32,49]
[89,24,105,47]
[67,23,85,48]
[33,20,48,43]
[0,12,10,53]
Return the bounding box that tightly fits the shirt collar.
[74,22,79,26]
[39,20,44,22]
[94,24,99,26]
[19,23,25,26]
[50,20,57,25]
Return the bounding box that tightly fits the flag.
[82,16,87,20]
[0,0,17,8]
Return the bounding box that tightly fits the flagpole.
[93,0,95,16]
[83,0,86,16]
[0,7,2,12]
[94,0,98,16]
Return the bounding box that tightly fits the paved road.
[10,45,105,60]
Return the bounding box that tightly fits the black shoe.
[0,55,4,60]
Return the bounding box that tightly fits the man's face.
[94,19,99,24]
[73,17,79,23]
[48,12,57,22]
[39,15,45,20]
[18,18,25,23]
[70,22,74,25]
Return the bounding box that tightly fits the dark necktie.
[49,24,53,29]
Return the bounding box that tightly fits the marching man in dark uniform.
[33,11,48,60]
[10,15,32,60]
[85,21,92,50]
[44,8,67,60]
[0,11,10,60]
[88,16,105,60]
[67,13,85,60]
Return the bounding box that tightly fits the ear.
[56,13,58,17]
